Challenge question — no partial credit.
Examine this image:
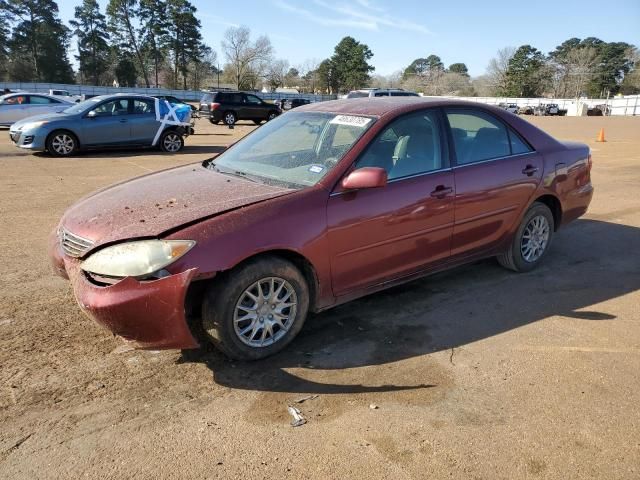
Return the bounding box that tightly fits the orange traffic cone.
[596,128,606,142]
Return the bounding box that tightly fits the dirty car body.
[50,97,593,358]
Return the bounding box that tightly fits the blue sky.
[58,0,640,76]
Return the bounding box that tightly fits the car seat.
[467,127,509,162]
[390,126,439,178]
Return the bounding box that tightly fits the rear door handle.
[522,165,538,176]
[119,119,128,123]
[430,185,453,198]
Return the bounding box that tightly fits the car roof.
[89,93,157,101]
[299,97,491,117]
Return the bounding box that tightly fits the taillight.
[587,152,592,172]
[210,102,220,111]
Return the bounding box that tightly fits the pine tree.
[70,0,111,85]
[5,0,74,83]
[166,0,204,90]
[106,0,150,87]
[0,1,11,80]
[139,0,170,87]
[330,37,374,93]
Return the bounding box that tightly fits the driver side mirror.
[87,110,97,118]
[341,167,388,190]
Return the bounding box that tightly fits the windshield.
[210,111,375,188]
[62,98,101,114]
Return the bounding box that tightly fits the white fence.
[422,95,640,116]
[0,82,337,103]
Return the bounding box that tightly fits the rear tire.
[159,130,184,153]
[209,118,220,124]
[497,202,554,272]
[46,130,78,157]
[267,111,278,121]
[253,119,263,125]
[202,257,310,360]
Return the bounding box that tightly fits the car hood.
[61,163,294,251]
[12,111,72,128]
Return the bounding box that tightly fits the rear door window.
[132,99,155,114]
[245,94,263,104]
[509,130,533,155]
[445,110,510,165]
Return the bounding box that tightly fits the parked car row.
[5,93,194,156]
[496,103,567,116]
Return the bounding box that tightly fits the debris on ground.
[294,394,319,404]
[369,404,379,410]
[287,406,307,427]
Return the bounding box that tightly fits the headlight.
[81,240,195,278]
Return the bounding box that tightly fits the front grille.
[22,135,34,145]
[60,228,94,258]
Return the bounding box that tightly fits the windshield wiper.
[212,166,258,183]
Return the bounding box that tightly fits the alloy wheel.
[233,277,298,348]
[51,134,74,155]
[163,133,182,152]
[520,215,550,262]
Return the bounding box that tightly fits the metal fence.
[0,82,337,103]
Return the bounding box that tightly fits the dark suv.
[199,91,281,125]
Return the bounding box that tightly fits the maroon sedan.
[50,98,593,360]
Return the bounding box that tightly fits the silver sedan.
[0,93,72,126]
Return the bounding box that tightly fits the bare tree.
[486,47,515,95]
[221,26,273,90]
[298,58,320,93]
[264,58,289,91]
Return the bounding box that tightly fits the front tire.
[267,111,278,121]
[209,118,220,124]
[497,202,554,272]
[159,130,184,153]
[202,257,310,360]
[47,130,78,157]
[223,111,236,126]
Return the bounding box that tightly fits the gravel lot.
[0,115,639,479]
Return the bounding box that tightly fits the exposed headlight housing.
[81,240,195,278]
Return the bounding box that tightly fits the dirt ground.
[0,114,639,480]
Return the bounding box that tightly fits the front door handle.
[430,185,453,198]
[119,119,128,123]
[522,165,538,176]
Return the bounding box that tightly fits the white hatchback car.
[0,93,72,126]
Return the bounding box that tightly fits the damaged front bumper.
[50,234,201,350]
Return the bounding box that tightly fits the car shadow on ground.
[180,218,640,394]
[29,145,226,159]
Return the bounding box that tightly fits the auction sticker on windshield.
[329,115,372,128]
